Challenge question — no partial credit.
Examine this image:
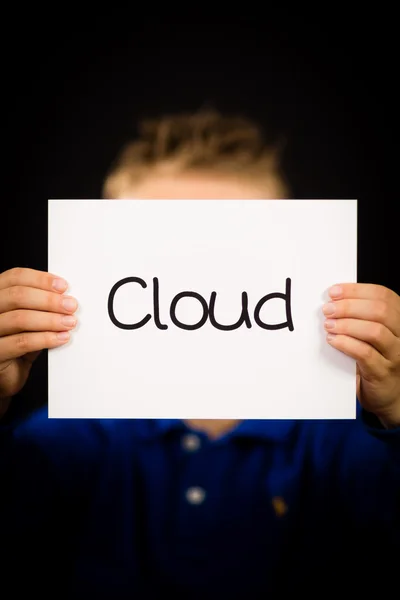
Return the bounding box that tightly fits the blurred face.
[116,169,285,200]
[116,169,284,438]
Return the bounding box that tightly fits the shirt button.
[185,486,206,505]
[181,433,201,452]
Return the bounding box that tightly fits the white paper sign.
[48,199,357,419]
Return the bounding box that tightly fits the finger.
[0,331,71,362]
[0,267,68,294]
[0,310,78,336]
[322,299,400,337]
[324,318,398,360]
[328,283,400,304]
[326,333,389,381]
[0,286,78,316]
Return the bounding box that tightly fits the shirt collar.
[148,418,295,443]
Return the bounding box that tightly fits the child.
[0,110,399,598]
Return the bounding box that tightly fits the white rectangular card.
[48,199,357,419]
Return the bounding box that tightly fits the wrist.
[379,417,400,430]
[374,401,400,429]
[0,397,12,420]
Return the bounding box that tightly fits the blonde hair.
[102,109,289,198]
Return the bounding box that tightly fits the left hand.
[323,283,400,426]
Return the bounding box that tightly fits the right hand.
[0,267,78,406]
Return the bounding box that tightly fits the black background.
[1,18,398,413]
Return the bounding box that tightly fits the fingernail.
[328,285,342,299]
[322,303,335,316]
[62,296,78,312]
[326,333,336,342]
[52,278,68,292]
[56,331,70,341]
[324,319,336,330]
[60,315,77,327]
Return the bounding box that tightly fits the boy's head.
[102,109,289,437]
[103,109,289,200]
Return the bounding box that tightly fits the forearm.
[333,413,400,540]
[362,409,400,476]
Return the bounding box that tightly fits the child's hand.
[0,268,78,410]
[323,283,400,426]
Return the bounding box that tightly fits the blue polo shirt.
[1,405,399,598]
